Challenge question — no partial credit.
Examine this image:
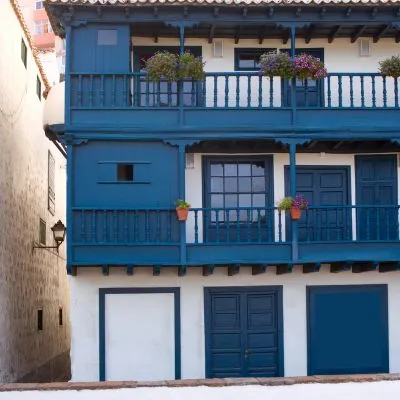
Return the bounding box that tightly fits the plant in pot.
[379,55,400,78]
[277,195,308,220]
[294,54,328,80]
[177,52,205,81]
[175,199,191,221]
[259,51,295,79]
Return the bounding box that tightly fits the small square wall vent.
[359,39,371,57]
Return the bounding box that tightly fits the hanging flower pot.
[290,207,301,220]
[175,199,191,222]
[176,207,189,221]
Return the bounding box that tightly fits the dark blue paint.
[356,155,398,241]
[307,285,389,375]
[99,287,181,381]
[285,166,350,242]
[204,286,283,378]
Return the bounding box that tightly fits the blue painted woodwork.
[203,156,274,243]
[99,287,181,381]
[204,286,283,378]
[282,48,325,107]
[285,167,350,241]
[307,285,389,375]
[356,155,398,241]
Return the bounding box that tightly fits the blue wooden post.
[289,142,299,261]
[65,25,72,126]
[66,143,74,275]
[178,144,187,266]
[290,26,297,125]
[178,25,185,124]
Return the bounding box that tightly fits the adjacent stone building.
[0,0,70,383]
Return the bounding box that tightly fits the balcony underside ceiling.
[188,139,400,154]
[131,22,400,43]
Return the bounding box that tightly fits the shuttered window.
[48,151,55,215]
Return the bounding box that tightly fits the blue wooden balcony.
[70,205,400,272]
[68,72,400,135]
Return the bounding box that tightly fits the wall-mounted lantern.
[33,220,66,252]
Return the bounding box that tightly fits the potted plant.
[277,195,308,220]
[175,199,190,221]
[294,54,327,80]
[379,55,400,78]
[145,51,205,82]
[259,51,295,79]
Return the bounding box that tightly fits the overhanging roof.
[46,0,400,6]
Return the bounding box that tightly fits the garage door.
[307,285,389,375]
[204,286,283,378]
[99,288,180,381]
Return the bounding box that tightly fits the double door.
[205,287,283,378]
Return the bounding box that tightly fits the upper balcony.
[69,71,400,135]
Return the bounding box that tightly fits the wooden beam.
[352,261,377,273]
[396,33,400,43]
[178,266,187,276]
[203,264,215,276]
[101,264,109,276]
[295,7,302,17]
[345,7,352,17]
[307,140,317,149]
[208,24,215,44]
[328,25,342,43]
[371,6,378,18]
[331,141,344,150]
[126,265,134,275]
[252,264,267,275]
[282,29,290,45]
[303,263,321,273]
[242,7,248,18]
[373,25,390,43]
[228,264,240,276]
[351,25,366,43]
[153,265,161,276]
[319,7,326,19]
[268,6,274,18]
[330,262,352,273]
[258,25,265,45]
[304,24,316,44]
[235,25,242,44]
[276,264,293,275]
[379,261,400,273]
[67,265,77,276]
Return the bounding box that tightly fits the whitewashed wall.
[69,267,400,381]
[0,0,70,383]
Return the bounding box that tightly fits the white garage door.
[105,292,176,381]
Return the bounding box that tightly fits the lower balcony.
[70,205,400,273]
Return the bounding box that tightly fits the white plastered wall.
[70,267,400,382]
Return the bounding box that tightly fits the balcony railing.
[72,205,400,245]
[70,72,400,110]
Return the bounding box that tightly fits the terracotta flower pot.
[176,207,189,221]
[290,207,301,221]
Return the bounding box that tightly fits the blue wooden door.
[204,287,283,378]
[285,167,350,241]
[282,48,324,107]
[356,155,398,241]
[307,285,389,375]
[204,157,274,243]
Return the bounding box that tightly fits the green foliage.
[379,55,400,78]
[277,197,294,211]
[145,51,205,82]
[175,199,191,209]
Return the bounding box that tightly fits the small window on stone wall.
[37,309,43,331]
[39,219,46,245]
[59,307,63,326]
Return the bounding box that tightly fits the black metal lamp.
[33,220,66,251]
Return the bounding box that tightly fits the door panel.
[204,157,274,243]
[205,287,283,378]
[285,167,350,241]
[307,285,389,375]
[356,155,398,240]
[282,48,324,107]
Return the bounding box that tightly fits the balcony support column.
[290,25,297,126]
[179,25,185,54]
[179,25,185,125]
[178,143,187,266]
[289,142,299,261]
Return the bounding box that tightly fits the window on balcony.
[133,46,202,107]
[34,20,52,35]
[204,156,274,242]
[234,48,274,71]
[35,1,44,10]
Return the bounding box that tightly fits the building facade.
[46,0,400,382]
[0,0,70,383]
